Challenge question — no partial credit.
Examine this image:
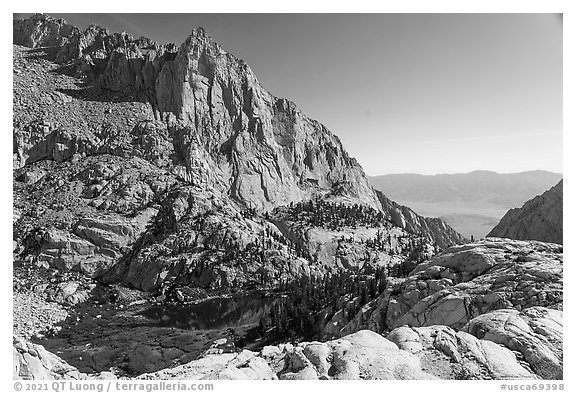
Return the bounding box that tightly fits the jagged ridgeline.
[13,14,465,296]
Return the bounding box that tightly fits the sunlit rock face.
[338,239,562,334]
[12,14,562,381]
[155,28,379,210]
[13,336,84,380]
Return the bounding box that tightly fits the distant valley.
[369,170,562,239]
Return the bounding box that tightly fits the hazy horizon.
[370,168,564,177]
[13,13,563,176]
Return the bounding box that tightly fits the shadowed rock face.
[13,14,177,115]
[13,14,79,50]
[13,336,116,380]
[488,180,563,244]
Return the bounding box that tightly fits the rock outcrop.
[488,180,563,244]
[390,239,562,330]
[387,325,537,379]
[338,238,562,337]
[326,239,563,379]
[13,336,85,380]
[465,307,563,379]
[36,207,156,277]
[141,330,434,380]
[138,350,278,380]
[140,328,544,380]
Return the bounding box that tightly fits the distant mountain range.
[369,170,563,239]
[369,170,562,207]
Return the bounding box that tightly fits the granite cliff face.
[14,14,379,211]
[488,180,563,244]
[13,13,465,295]
[153,28,379,210]
[12,14,467,248]
[14,14,517,381]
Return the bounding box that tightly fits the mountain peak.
[181,26,225,55]
[13,13,464,245]
[191,26,209,38]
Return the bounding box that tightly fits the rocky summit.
[488,180,563,244]
[13,13,561,381]
[13,13,464,295]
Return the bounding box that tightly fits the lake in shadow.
[139,293,277,330]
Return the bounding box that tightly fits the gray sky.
[14,13,563,175]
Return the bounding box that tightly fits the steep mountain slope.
[13,13,465,297]
[488,180,563,244]
[12,14,562,381]
[154,28,380,210]
[14,14,379,211]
